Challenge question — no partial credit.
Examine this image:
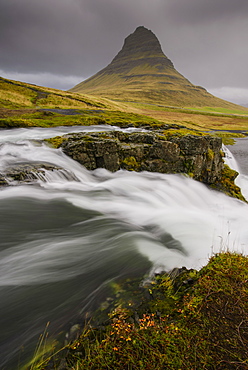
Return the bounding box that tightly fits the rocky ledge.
[49,131,223,185]
[0,162,78,186]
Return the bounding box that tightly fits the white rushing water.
[226,137,248,200]
[0,126,248,368]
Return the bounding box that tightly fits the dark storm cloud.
[0,0,93,75]
[0,0,248,102]
[0,0,148,77]
[153,0,248,92]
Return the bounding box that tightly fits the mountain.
[70,26,240,108]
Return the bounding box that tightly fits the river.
[0,127,248,369]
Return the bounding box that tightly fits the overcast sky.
[1,0,248,104]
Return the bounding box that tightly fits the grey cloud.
[208,87,248,105]
[166,0,248,24]
[0,0,158,77]
[0,69,83,90]
[0,0,247,100]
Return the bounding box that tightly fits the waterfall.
[0,126,248,368]
[222,143,240,172]
[223,142,248,201]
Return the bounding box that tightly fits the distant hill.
[0,76,106,110]
[70,26,243,109]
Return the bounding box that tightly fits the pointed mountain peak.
[70,27,237,108]
[112,26,172,66]
[121,26,163,54]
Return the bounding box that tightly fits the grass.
[1,76,248,131]
[28,252,248,370]
[110,101,248,118]
[0,108,164,129]
[188,106,248,116]
[69,39,248,111]
[0,77,108,110]
[122,102,248,131]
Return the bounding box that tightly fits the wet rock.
[59,131,223,185]
[0,174,8,186]
[0,161,79,186]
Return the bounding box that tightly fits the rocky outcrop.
[0,162,78,185]
[57,131,223,184]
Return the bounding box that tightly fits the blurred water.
[0,127,248,368]
[227,137,248,200]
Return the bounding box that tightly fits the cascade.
[0,126,248,368]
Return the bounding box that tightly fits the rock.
[0,161,79,186]
[0,173,8,186]
[59,131,223,185]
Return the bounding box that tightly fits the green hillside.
[0,76,106,109]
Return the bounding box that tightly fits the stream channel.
[0,126,248,368]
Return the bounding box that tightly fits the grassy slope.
[70,25,248,118]
[69,53,246,110]
[124,102,248,131]
[70,63,236,108]
[1,76,248,131]
[0,76,110,109]
[28,252,248,370]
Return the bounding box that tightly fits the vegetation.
[26,252,248,370]
[1,76,248,131]
[211,164,246,201]
[121,156,141,171]
[70,26,246,111]
[0,108,164,129]
[2,26,248,369]
[1,75,248,369]
[188,106,248,115]
[0,77,107,109]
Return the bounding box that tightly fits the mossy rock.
[211,164,245,201]
[121,156,141,171]
[45,136,67,148]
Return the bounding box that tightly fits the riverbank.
[28,252,248,370]
[0,126,248,369]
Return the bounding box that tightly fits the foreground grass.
[28,252,248,370]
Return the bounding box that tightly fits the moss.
[163,128,208,140]
[87,117,107,125]
[183,158,195,174]
[207,148,215,160]
[45,136,67,148]
[213,132,246,145]
[211,164,245,201]
[121,156,141,171]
